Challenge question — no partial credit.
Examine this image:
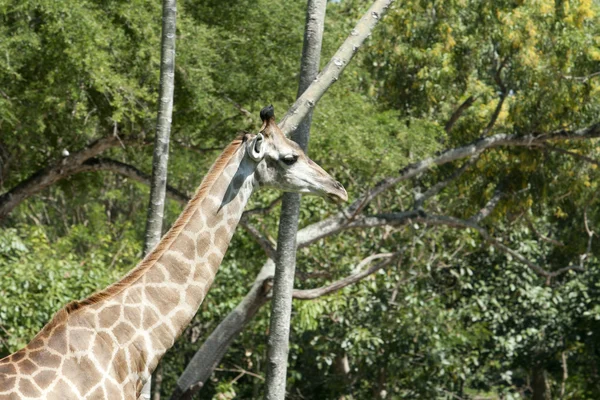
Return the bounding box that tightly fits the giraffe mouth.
[325,181,348,204]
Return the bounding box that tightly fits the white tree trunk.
[168,2,395,398]
[169,261,275,400]
[264,1,327,398]
[140,1,177,398]
[278,0,394,136]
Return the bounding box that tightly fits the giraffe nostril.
[334,181,344,190]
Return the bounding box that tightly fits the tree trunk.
[152,365,164,400]
[168,2,395,397]
[140,0,177,398]
[278,0,395,136]
[169,261,275,400]
[264,1,327,399]
[143,0,177,255]
[532,365,551,400]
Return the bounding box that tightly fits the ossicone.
[260,105,275,122]
[259,104,279,135]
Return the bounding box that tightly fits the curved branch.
[482,94,506,136]
[239,219,276,260]
[292,253,399,300]
[444,96,476,133]
[0,153,191,224]
[365,211,584,279]
[414,154,481,209]
[170,260,276,400]
[79,158,190,204]
[298,188,580,280]
[170,251,401,399]
[294,122,600,248]
[397,123,600,183]
[0,136,122,220]
[172,139,224,155]
[278,0,394,136]
[539,144,600,167]
[244,196,283,217]
[563,71,600,83]
[469,188,504,224]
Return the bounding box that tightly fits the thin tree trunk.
[278,0,394,136]
[143,0,177,255]
[169,261,275,400]
[264,2,327,399]
[168,3,394,397]
[532,365,551,400]
[152,365,164,400]
[140,0,177,398]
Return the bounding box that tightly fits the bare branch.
[0,135,122,220]
[239,218,276,260]
[244,196,283,217]
[70,135,123,165]
[524,216,565,247]
[172,139,224,155]
[583,192,597,263]
[290,122,600,249]
[414,154,481,209]
[292,253,399,300]
[215,366,265,381]
[563,71,600,83]
[561,351,568,398]
[304,189,581,280]
[170,260,275,400]
[278,0,394,136]
[482,94,506,136]
[470,188,504,224]
[223,95,252,117]
[444,95,476,133]
[398,124,600,183]
[539,144,600,167]
[378,212,584,279]
[79,158,190,204]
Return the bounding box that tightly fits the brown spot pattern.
[97,305,121,329]
[33,370,57,388]
[18,377,41,397]
[146,286,179,315]
[17,359,37,375]
[0,135,258,398]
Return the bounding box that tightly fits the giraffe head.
[245,105,348,203]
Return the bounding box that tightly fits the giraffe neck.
[132,138,256,374]
[0,136,257,399]
[115,138,256,379]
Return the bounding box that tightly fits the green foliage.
[1,0,600,399]
[0,224,135,352]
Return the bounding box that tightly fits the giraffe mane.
[38,133,248,332]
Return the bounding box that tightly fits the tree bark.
[0,136,121,221]
[532,365,552,400]
[140,0,177,398]
[169,261,275,400]
[264,2,327,399]
[143,0,177,256]
[278,0,394,136]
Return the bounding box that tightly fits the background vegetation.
[1,0,600,399]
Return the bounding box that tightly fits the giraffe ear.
[247,133,265,161]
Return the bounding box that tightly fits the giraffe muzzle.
[325,180,348,204]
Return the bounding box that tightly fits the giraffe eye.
[281,154,298,166]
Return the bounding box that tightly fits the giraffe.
[0,106,347,400]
